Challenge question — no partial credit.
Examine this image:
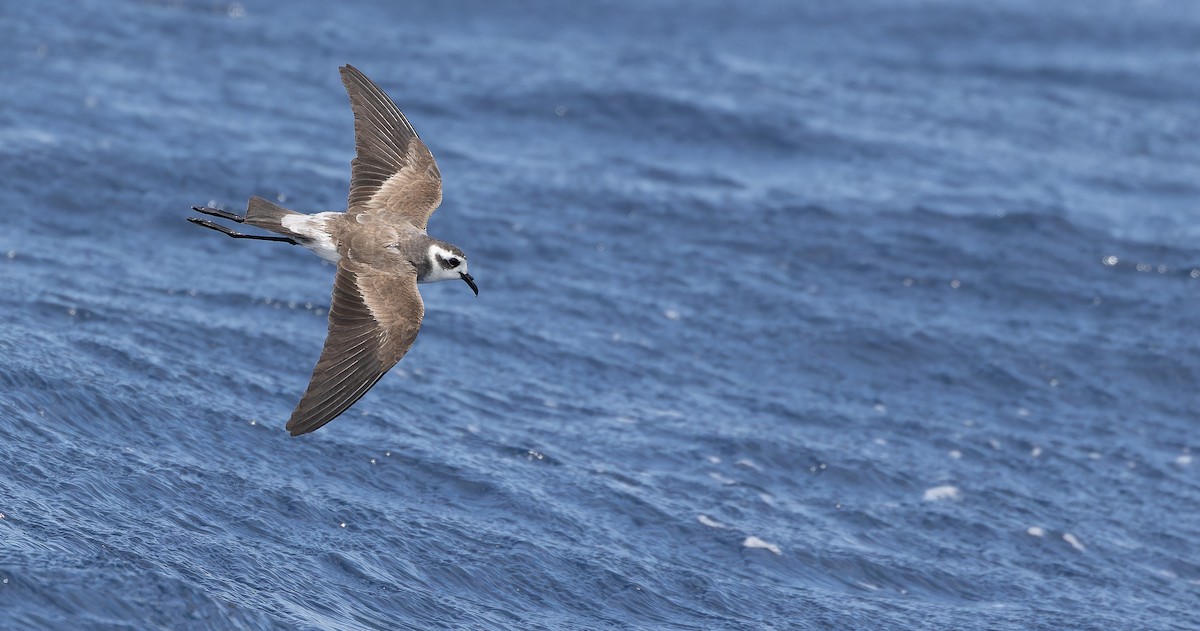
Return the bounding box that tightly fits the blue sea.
[2,1,1198,629]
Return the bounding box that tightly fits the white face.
[426,244,469,283]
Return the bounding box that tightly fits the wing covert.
[286,260,424,435]
[340,64,443,230]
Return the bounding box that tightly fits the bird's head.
[424,242,477,295]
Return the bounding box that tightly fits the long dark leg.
[187,216,298,245]
[191,205,246,223]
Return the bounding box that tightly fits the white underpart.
[423,244,467,283]
[281,212,340,263]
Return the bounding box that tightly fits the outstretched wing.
[340,64,443,230]
[286,260,424,436]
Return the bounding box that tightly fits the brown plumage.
[188,64,477,436]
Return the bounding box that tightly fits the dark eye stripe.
[435,252,462,269]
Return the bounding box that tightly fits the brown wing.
[340,64,443,230]
[286,260,425,436]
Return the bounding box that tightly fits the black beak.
[460,272,478,296]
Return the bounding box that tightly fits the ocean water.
[2,0,1199,629]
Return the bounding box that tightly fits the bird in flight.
[189,64,476,436]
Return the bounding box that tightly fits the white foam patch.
[923,485,960,501]
[708,472,737,485]
[743,536,781,555]
[735,459,762,472]
[697,515,725,529]
[1062,533,1085,552]
[1176,454,1193,466]
[1026,526,1045,537]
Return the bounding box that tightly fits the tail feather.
[244,196,300,236]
